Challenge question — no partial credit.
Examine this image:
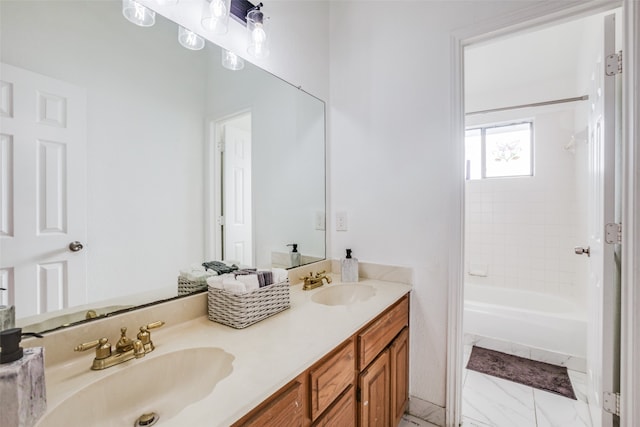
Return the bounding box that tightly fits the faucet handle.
[137,321,165,352]
[74,337,111,360]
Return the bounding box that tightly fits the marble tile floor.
[400,413,439,427]
[462,345,592,427]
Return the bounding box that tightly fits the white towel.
[207,276,223,289]
[236,274,260,292]
[272,268,288,284]
[222,279,247,294]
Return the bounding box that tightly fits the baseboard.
[407,395,445,427]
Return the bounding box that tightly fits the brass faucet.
[74,321,164,370]
[301,271,332,291]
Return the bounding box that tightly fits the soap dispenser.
[0,328,47,426]
[287,244,301,267]
[0,288,15,331]
[341,249,359,283]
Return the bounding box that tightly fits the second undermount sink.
[37,347,234,427]
[312,284,376,306]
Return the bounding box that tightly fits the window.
[465,121,533,180]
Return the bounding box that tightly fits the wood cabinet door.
[313,385,356,427]
[309,339,355,421]
[390,327,409,427]
[359,349,390,427]
[241,380,306,427]
[358,296,409,370]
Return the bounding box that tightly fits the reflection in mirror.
[0,0,325,334]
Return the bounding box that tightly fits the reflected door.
[0,63,87,318]
[222,113,253,266]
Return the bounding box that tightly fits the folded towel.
[272,268,288,284]
[203,261,239,275]
[222,279,247,294]
[234,268,258,275]
[236,274,260,292]
[206,276,224,289]
[258,270,273,287]
[189,263,207,272]
[180,269,217,282]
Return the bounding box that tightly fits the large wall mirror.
[0,0,325,333]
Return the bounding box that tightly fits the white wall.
[328,0,557,410]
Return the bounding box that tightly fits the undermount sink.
[312,284,376,306]
[37,347,234,427]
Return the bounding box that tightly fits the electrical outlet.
[315,212,325,231]
[336,211,348,231]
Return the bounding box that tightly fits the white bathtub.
[464,283,587,358]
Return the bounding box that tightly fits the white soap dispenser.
[341,249,359,283]
[287,243,301,267]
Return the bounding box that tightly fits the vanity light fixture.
[122,0,156,27]
[178,26,205,50]
[221,49,245,70]
[203,0,271,59]
[245,3,269,58]
[201,0,231,34]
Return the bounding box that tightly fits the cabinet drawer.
[242,380,305,427]
[312,385,356,427]
[358,296,409,370]
[309,338,355,421]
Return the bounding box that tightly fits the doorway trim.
[204,109,253,264]
[447,1,638,425]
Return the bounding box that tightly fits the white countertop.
[39,275,412,426]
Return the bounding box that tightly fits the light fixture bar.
[230,0,258,24]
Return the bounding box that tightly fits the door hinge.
[605,51,622,76]
[216,216,225,226]
[605,223,622,244]
[356,387,361,402]
[603,391,620,416]
[217,141,225,152]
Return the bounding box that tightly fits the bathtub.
[464,283,587,358]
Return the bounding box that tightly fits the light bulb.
[222,50,244,71]
[178,26,205,50]
[246,8,269,58]
[252,24,267,45]
[122,0,155,27]
[210,0,227,18]
[201,0,229,34]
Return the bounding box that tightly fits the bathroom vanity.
[233,294,409,427]
[29,271,411,427]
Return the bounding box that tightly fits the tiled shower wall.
[464,109,587,308]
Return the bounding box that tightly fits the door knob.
[574,246,590,257]
[69,241,84,252]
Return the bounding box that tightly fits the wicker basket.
[178,276,208,295]
[207,280,290,329]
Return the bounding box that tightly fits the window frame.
[465,120,534,180]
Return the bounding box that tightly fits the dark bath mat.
[466,346,576,400]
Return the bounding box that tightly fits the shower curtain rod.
[466,95,589,116]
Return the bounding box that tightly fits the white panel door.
[585,14,618,427]
[223,120,253,266]
[0,63,87,318]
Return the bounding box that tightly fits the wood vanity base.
[232,294,410,427]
